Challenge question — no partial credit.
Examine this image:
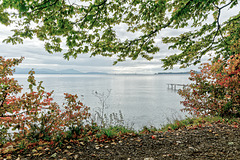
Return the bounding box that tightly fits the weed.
[100,125,135,138]
[92,90,111,125]
[18,140,26,150]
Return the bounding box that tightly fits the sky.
[0,2,239,74]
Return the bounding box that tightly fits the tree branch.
[31,0,60,13]
[210,1,234,50]
[73,0,107,26]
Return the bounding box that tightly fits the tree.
[0,0,239,69]
[178,22,240,118]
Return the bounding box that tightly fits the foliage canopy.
[0,0,239,68]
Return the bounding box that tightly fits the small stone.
[74,155,79,159]
[95,145,100,149]
[33,153,42,156]
[188,146,198,152]
[67,146,72,149]
[63,150,69,153]
[6,145,13,149]
[80,142,85,145]
[175,153,181,156]
[176,141,182,144]
[144,158,154,160]
[228,142,234,145]
[51,153,57,158]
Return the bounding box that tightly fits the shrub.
[178,54,240,118]
[0,56,90,146]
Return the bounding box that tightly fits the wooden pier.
[167,84,187,91]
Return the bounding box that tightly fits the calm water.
[13,74,191,130]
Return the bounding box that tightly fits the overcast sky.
[0,3,239,74]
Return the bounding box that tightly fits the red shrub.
[179,54,240,118]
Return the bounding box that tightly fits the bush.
[0,56,90,146]
[178,54,240,118]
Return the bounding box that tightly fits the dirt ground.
[2,122,240,160]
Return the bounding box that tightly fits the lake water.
[13,74,191,130]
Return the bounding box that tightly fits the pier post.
[167,83,187,91]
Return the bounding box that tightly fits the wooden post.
[167,83,187,91]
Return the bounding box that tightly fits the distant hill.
[155,72,190,75]
[14,68,107,74]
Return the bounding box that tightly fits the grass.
[160,115,240,132]
[100,126,135,138]
[136,115,240,134]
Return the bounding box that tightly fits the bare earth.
[2,123,240,160]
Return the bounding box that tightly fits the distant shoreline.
[155,72,190,75]
[14,72,191,75]
[14,68,193,75]
[14,73,109,75]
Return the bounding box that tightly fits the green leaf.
[0,0,239,69]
